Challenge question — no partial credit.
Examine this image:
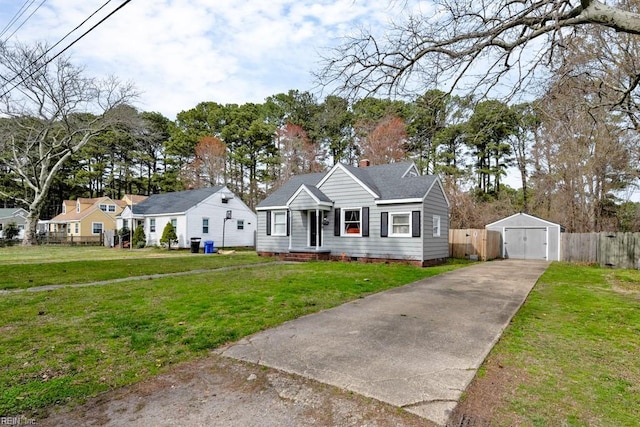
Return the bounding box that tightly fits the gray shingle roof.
[132,187,224,215]
[257,162,437,208]
[258,173,326,208]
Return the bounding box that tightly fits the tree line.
[1,35,639,245]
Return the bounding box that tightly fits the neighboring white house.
[0,208,28,240]
[118,186,256,249]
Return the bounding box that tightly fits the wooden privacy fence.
[562,232,640,269]
[449,229,501,261]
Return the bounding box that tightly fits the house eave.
[375,198,424,205]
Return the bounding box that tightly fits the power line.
[0,0,133,100]
[1,0,47,43]
[0,0,38,41]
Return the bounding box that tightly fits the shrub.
[160,223,177,249]
[132,225,146,248]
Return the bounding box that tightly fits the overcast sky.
[0,0,432,120]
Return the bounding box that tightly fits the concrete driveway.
[218,259,550,426]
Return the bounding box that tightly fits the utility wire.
[0,0,133,100]
[0,0,114,94]
[0,0,38,41]
[1,0,47,43]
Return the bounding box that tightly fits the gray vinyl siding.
[422,182,450,260]
[320,168,423,261]
[256,209,289,253]
[290,210,307,248]
[289,191,318,211]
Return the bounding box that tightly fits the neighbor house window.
[390,213,411,237]
[202,218,209,234]
[150,218,156,233]
[99,204,107,211]
[342,208,361,236]
[272,211,287,236]
[171,218,177,229]
[237,219,244,230]
[74,223,79,234]
[123,219,129,230]
[433,215,441,237]
[92,222,103,235]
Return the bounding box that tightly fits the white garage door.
[504,227,547,260]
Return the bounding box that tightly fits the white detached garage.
[486,213,562,261]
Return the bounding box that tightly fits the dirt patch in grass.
[39,354,433,427]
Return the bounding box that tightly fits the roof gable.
[486,212,561,228]
[286,184,333,207]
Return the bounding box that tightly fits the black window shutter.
[381,212,388,237]
[286,211,290,236]
[334,208,341,236]
[412,211,421,237]
[362,207,369,237]
[266,210,271,236]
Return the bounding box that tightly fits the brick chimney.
[359,159,371,167]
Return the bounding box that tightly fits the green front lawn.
[0,259,468,417]
[486,263,640,426]
[0,251,273,290]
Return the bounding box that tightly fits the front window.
[202,218,209,234]
[92,222,103,235]
[150,218,156,233]
[237,219,244,230]
[272,212,287,236]
[342,208,361,236]
[390,213,411,237]
[433,215,441,237]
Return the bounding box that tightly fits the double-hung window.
[389,213,411,237]
[343,208,361,236]
[92,222,103,235]
[202,218,209,234]
[272,211,287,236]
[149,218,156,233]
[237,219,244,230]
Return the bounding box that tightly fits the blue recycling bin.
[204,240,214,254]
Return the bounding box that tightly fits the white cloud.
[0,0,413,119]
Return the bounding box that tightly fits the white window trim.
[272,211,287,236]
[149,218,156,233]
[341,207,362,237]
[108,205,116,212]
[389,212,412,237]
[171,218,177,229]
[92,222,104,235]
[237,219,244,230]
[433,215,441,237]
[202,217,209,234]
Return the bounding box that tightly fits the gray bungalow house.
[256,161,449,266]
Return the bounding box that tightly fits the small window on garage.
[433,215,441,237]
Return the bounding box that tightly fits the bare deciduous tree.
[318,1,640,101]
[0,42,136,245]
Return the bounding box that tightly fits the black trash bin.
[190,237,201,253]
